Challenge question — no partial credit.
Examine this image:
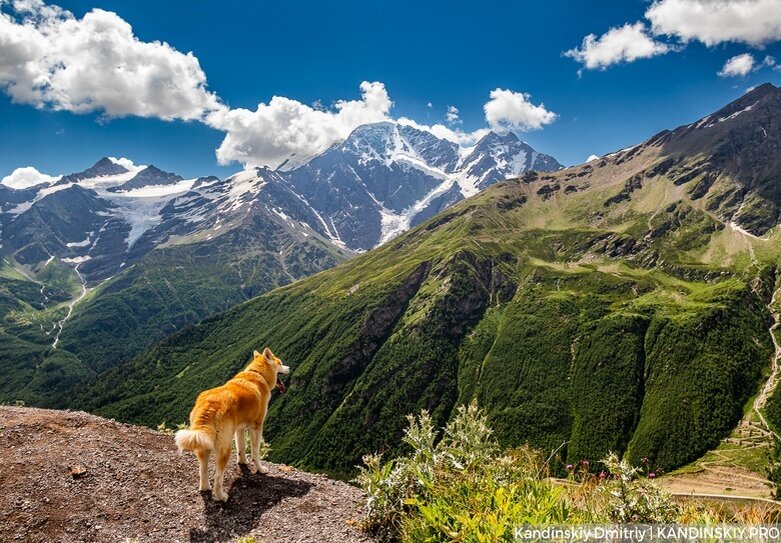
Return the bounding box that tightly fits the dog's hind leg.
[249,427,268,474]
[235,428,247,465]
[196,449,211,492]
[212,448,230,502]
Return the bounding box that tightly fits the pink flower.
[566,464,574,471]
[649,472,656,479]
[599,471,607,480]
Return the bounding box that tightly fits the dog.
[175,347,290,501]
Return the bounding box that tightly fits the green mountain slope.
[0,202,349,407]
[0,257,85,404]
[75,84,781,477]
[56,216,347,375]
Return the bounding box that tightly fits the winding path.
[728,219,779,437]
[752,286,781,440]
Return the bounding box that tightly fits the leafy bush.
[357,404,718,542]
[356,411,438,541]
[597,453,680,523]
[357,403,570,542]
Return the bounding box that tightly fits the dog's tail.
[175,427,214,452]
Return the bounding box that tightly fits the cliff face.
[0,407,374,543]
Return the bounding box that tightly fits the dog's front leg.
[249,427,268,474]
[235,428,247,465]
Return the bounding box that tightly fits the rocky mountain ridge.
[0,121,560,408]
[283,122,562,249]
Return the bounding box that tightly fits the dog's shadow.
[189,465,313,542]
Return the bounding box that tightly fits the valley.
[62,84,781,481]
[51,258,87,349]
[0,123,558,407]
[3,83,781,491]
[5,1,781,539]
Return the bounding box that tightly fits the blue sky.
[2,0,780,181]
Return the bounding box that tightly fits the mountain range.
[6,84,781,480]
[281,122,562,249]
[0,123,560,405]
[67,83,781,478]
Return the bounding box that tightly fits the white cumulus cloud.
[568,0,781,72]
[718,53,776,76]
[1,165,60,188]
[397,117,489,147]
[647,0,781,47]
[718,53,756,76]
[564,22,670,70]
[0,0,220,120]
[205,81,393,168]
[483,88,557,132]
[107,156,138,170]
[0,1,559,170]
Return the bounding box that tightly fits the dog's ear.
[253,350,261,359]
[262,347,273,359]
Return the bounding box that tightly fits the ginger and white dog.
[175,347,289,501]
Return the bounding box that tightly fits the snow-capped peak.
[108,165,183,193]
[278,121,563,249]
[335,121,461,174]
[225,167,273,201]
[339,122,409,163]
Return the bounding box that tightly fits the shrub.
[356,403,569,542]
[356,404,713,541]
[402,455,569,543]
[597,453,680,523]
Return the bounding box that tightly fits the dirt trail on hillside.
[753,286,781,439]
[658,464,771,500]
[0,407,375,543]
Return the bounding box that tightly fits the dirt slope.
[0,406,375,543]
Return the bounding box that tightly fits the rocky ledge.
[0,406,374,543]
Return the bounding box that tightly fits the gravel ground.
[0,406,376,543]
